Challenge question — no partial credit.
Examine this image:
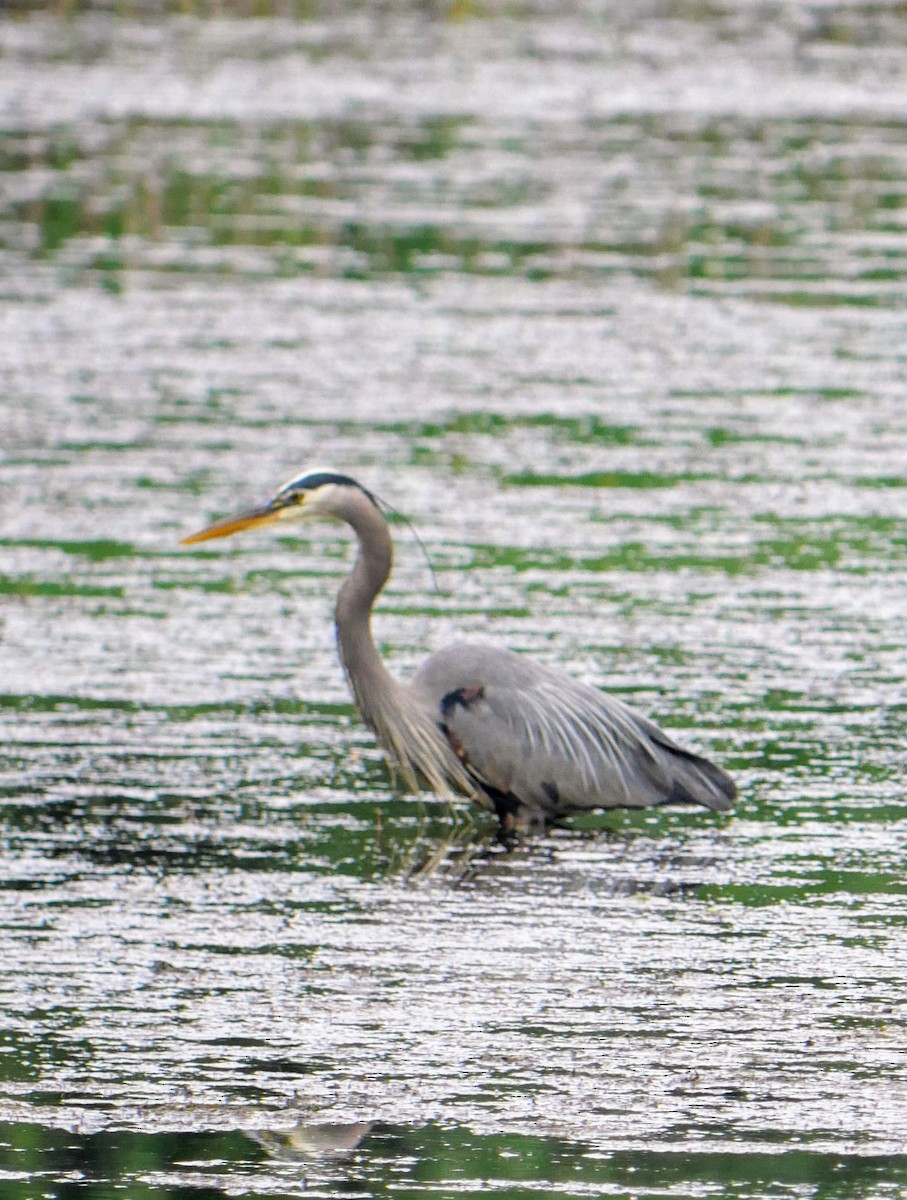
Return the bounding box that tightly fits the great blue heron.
[182,469,736,832]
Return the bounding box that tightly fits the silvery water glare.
[1,3,906,1198]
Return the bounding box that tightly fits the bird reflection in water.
[251,1120,374,1161]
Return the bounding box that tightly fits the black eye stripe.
[277,471,379,509]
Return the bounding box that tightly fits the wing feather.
[410,642,735,821]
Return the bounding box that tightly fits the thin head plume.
[372,491,441,595]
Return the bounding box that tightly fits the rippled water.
[2,2,907,1197]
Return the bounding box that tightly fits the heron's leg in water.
[479,784,546,839]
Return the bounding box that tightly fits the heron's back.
[409,642,735,822]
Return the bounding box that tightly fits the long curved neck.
[334,497,398,727]
[330,486,475,799]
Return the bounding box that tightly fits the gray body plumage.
[410,643,734,826]
[182,469,736,832]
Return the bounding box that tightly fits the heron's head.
[180,469,379,545]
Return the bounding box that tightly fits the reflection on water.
[3,1118,907,1199]
[2,3,907,1199]
[251,1118,374,1160]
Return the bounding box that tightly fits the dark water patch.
[506,469,705,489]
[2,1118,906,1199]
[382,411,638,445]
[0,538,137,560]
[854,474,907,489]
[0,575,125,599]
[462,513,906,578]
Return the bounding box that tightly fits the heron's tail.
[655,737,737,812]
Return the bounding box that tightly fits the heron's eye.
[276,487,306,508]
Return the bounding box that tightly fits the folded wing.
[410,643,735,823]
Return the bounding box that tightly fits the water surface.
[1,2,906,1197]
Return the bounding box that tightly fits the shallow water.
[1,2,907,1198]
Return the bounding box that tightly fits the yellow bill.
[180,503,283,545]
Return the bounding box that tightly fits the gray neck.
[330,484,475,799]
[334,494,397,728]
